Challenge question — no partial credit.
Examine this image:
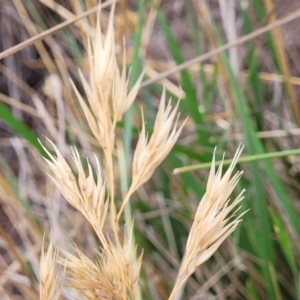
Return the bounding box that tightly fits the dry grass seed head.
[171,145,246,294]
[71,3,144,152]
[39,5,148,298]
[39,139,82,212]
[36,3,243,300]
[55,227,142,300]
[99,225,143,299]
[132,88,187,191]
[56,246,111,299]
[39,139,108,242]
[71,148,108,228]
[40,238,63,300]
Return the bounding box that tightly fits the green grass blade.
[174,148,300,173]
[269,208,297,277]
[0,102,47,157]
[153,2,210,154]
[207,11,278,298]
[122,2,145,299]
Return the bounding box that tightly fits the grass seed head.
[40,238,63,300]
[170,145,246,296]
[39,139,108,239]
[38,4,246,300]
[72,2,144,152]
[132,88,187,191]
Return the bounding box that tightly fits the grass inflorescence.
[1,1,300,299]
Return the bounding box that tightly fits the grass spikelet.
[117,89,187,220]
[132,89,185,188]
[169,145,246,299]
[40,238,63,300]
[39,139,108,237]
[74,2,144,154]
[100,225,143,299]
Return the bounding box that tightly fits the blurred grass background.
[1,0,300,299]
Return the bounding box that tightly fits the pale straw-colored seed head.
[100,225,143,299]
[170,145,246,297]
[71,2,144,152]
[117,88,187,219]
[57,246,111,299]
[39,139,108,237]
[132,88,187,191]
[40,238,63,300]
[71,147,108,227]
[39,139,82,211]
[112,49,145,123]
[56,225,142,300]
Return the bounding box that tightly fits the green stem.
[174,148,300,174]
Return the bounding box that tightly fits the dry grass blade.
[0,0,118,60]
[141,6,300,87]
[263,0,300,126]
